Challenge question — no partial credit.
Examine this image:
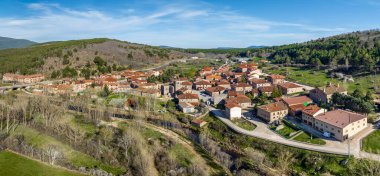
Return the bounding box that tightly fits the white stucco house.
[225,103,242,120]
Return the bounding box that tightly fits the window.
[338,130,340,133]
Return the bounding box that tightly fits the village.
[0,58,377,158]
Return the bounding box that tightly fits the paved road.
[208,107,380,161]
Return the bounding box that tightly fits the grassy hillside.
[0,36,37,50]
[0,38,192,75]
[0,150,83,176]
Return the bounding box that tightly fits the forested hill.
[0,38,194,76]
[267,30,380,72]
[0,36,37,49]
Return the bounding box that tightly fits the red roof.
[269,74,285,79]
[177,93,199,99]
[279,82,302,89]
[225,103,240,109]
[195,80,212,85]
[206,86,225,93]
[302,105,322,117]
[250,78,268,84]
[104,77,117,83]
[314,109,366,128]
[282,96,312,106]
[181,81,193,85]
[258,102,287,112]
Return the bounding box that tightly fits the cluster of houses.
[1,61,368,141]
[176,61,367,142]
[38,70,165,96]
[255,82,366,141]
[2,73,45,84]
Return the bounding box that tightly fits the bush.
[282,119,300,131]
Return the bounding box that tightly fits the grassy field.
[265,67,339,87]
[11,125,126,175]
[292,132,326,145]
[0,150,84,176]
[265,66,380,94]
[346,74,380,94]
[362,129,380,154]
[275,125,299,139]
[232,119,256,131]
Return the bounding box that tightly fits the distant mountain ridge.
[0,36,37,49]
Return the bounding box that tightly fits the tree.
[100,85,111,97]
[93,56,106,66]
[351,89,364,99]
[147,75,157,83]
[258,92,268,105]
[364,91,374,102]
[46,145,61,165]
[271,86,283,98]
[62,57,70,65]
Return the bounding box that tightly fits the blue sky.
[0,0,379,48]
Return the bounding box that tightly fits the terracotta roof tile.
[314,109,366,128]
[258,102,287,112]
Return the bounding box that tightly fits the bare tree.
[276,150,293,175]
[46,145,62,165]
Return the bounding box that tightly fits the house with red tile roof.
[205,86,226,97]
[268,74,286,85]
[225,94,251,108]
[231,83,252,94]
[301,105,325,126]
[225,103,242,120]
[216,80,231,89]
[258,86,275,97]
[281,96,313,116]
[178,102,195,113]
[313,109,367,141]
[205,75,222,81]
[195,80,212,90]
[249,78,272,88]
[278,82,303,95]
[191,118,207,127]
[177,93,199,105]
[257,102,288,123]
[309,83,347,104]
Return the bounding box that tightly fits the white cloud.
[0,2,350,48]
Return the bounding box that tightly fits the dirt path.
[106,117,232,176]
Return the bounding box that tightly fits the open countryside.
[1,0,380,176]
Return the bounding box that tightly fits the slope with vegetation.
[0,38,193,76]
[0,150,83,176]
[268,30,380,74]
[0,92,216,176]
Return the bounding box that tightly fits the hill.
[267,30,380,73]
[0,150,83,176]
[0,36,37,50]
[0,38,194,77]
